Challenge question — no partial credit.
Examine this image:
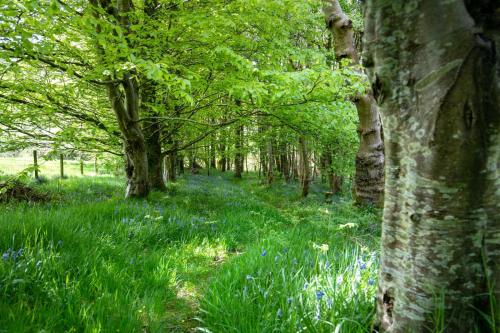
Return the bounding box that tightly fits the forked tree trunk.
[90,0,149,198]
[299,136,311,198]
[364,1,500,331]
[323,0,384,206]
[108,78,149,198]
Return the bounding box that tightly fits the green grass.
[0,172,381,332]
[0,157,101,178]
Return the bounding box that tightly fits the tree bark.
[267,139,274,185]
[234,124,244,178]
[89,0,150,198]
[299,137,311,198]
[323,0,384,206]
[364,1,500,331]
[280,143,291,182]
[143,82,166,191]
[108,78,149,198]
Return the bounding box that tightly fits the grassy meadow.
[0,156,100,178]
[0,170,381,332]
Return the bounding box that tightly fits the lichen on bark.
[364,0,500,331]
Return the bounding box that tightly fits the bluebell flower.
[2,252,9,261]
[368,278,375,286]
[57,240,63,247]
[326,297,333,309]
[287,297,293,305]
[303,282,309,290]
[261,250,267,257]
[283,247,289,253]
[325,260,331,269]
[276,308,283,319]
[292,258,298,265]
[315,306,321,320]
[246,275,254,281]
[360,262,367,270]
[316,290,325,300]
[36,260,42,268]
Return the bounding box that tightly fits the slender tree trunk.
[365,1,500,331]
[267,139,274,185]
[177,154,184,175]
[219,141,227,172]
[234,124,244,178]
[281,143,291,182]
[291,148,298,181]
[299,137,310,198]
[33,150,39,180]
[323,0,384,206]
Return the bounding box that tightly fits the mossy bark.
[364,1,500,331]
[323,0,384,206]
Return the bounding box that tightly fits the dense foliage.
[0,0,365,187]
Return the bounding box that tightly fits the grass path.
[0,173,381,332]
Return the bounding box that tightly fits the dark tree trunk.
[266,139,274,185]
[291,148,298,181]
[178,154,184,174]
[281,143,291,182]
[142,81,166,191]
[219,141,227,172]
[365,1,500,332]
[234,125,244,178]
[323,0,384,206]
[299,136,310,198]
[145,118,165,191]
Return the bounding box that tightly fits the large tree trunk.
[108,77,149,198]
[142,81,166,191]
[364,1,500,332]
[234,124,244,178]
[145,117,165,191]
[323,0,384,206]
[90,0,150,198]
[299,136,311,198]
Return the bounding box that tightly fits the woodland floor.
[0,172,381,333]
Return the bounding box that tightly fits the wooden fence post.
[33,150,39,180]
[80,159,84,176]
[94,156,98,175]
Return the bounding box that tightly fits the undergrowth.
[0,173,381,332]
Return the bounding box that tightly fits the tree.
[323,0,385,206]
[364,1,500,331]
